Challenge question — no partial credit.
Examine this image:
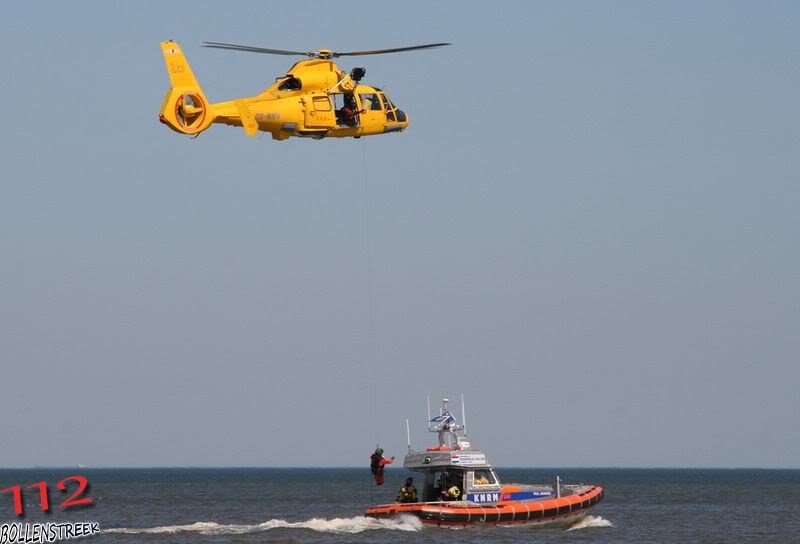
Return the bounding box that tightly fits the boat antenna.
[406,418,412,454]
[461,393,467,437]
[427,396,432,432]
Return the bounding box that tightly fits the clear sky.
[1,1,798,468]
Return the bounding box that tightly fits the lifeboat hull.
[366,485,604,527]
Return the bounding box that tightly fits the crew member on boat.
[436,472,461,501]
[446,484,461,500]
[397,477,418,503]
[370,447,394,486]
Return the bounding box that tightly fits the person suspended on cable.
[397,477,418,503]
[369,447,394,486]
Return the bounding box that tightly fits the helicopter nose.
[396,109,408,123]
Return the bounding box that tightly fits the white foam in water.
[105,514,423,535]
[106,514,612,535]
[567,515,614,531]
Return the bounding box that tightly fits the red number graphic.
[57,476,94,510]
[1,485,24,516]
[27,481,50,512]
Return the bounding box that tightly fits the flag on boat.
[430,411,456,424]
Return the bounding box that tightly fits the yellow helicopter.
[159,40,449,140]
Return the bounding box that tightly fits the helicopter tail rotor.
[159,41,214,135]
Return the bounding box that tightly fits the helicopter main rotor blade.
[203,41,450,59]
[333,43,451,57]
[203,42,311,56]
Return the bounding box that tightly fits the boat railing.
[377,499,479,508]
[560,484,589,495]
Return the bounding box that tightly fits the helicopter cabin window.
[312,96,332,111]
[359,93,383,111]
[278,77,301,91]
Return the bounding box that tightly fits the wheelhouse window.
[422,469,465,502]
[473,470,496,486]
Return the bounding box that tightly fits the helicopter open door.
[332,93,360,128]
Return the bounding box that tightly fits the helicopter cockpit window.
[382,94,406,123]
[359,93,383,111]
[278,77,301,91]
[380,93,397,122]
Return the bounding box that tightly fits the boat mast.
[427,396,432,432]
[461,393,467,437]
[429,397,467,449]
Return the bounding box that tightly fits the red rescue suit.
[370,452,394,485]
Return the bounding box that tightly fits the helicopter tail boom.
[159,41,215,135]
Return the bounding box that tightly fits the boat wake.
[567,515,614,531]
[105,515,423,535]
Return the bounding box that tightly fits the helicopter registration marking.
[255,113,280,121]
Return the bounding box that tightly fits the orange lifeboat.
[364,398,604,527]
[366,484,603,526]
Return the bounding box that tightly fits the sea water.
[1,468,798,543]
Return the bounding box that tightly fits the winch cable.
[360,138,379,501]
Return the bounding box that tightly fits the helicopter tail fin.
[158,41,214,135]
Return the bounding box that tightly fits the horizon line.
[3,465,799,470]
